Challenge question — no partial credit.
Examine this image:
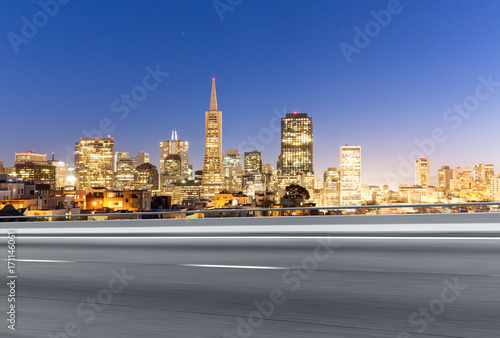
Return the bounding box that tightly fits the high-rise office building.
[114,151,136,189]
[15,162,56,188]
[201,79,224,199]
[115,151,130,172]
[47,159,66,190]
[14,151,57,188]
[491,175,500,202]
[450,167,473,190]
[323,167,340,206]
[340,145,361,206]
[474,164,494,183]
[415,157,430,186]
[161,154,182,185]
[14,151,47,165]
[75,138,114,190]
[262,164,274,175]
[243,172,266,198]
[65,166,77,189]
[228,166,243,193]
[135,151,149,165]
[244,151,263,174]
[134,163,159,191]
[437,166,453,190]
[278,112,313,176]
[160,130,189,182]
[224,150,241,178]
[194,170,203,183]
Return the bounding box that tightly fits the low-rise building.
[69,188,151,212]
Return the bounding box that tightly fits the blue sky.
[2,0,500,185]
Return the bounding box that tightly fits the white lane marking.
[1,259,73,263]
[179,264,288,270]
[10,236,500,240]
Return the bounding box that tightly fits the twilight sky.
[2,0,500,187]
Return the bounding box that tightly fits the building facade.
[224,150,241,178]
[340,145,361,206]
[134,163,159,191]
[75,138,114,190]
[323,167,340,206]
[278,112,313,176]
[244,151,263,174]
[47,160,66,190]
[161,154,182,185]
[15,151,47,165]
[474,164,494,183]
[160,130,189,182]
[415,157,430,186]
[114,152,136,189]
[15,162,56,188]
[437,166,453,190]
[135,151,149,166]
[228,166,243,193]
[14,151,56,188]
[491,176,500,202]
[201,79,224,199]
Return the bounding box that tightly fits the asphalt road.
[1,233,499,338]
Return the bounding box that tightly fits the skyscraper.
[244,151,263,174]
[47,158,67,190]
[415,157,430,186]
[15,151,47,164]
[135,151,149,166]
[15,162,56,188]
[437,166,453,190]
[323,167,340,206]
[201,78,224,199]
[114,151,136,189]
[473,164,494,183]
[160,130,189,183]
[75,138,114,190]
[491,175,500,202]
[114,151,130,172]
[223,150,241,178]
[14,151,56,188]
[228,166,243,193]
[134,163,159,191]
[161,154,182,185]
[278,112,313,175]
[450,167,473,190]
[340,145,361,206]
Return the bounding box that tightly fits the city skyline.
[2,2,500,185]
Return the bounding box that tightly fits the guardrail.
[1,202,500,221]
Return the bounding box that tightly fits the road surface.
[1,214,499,337]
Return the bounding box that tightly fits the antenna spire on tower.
[209,78,217,111]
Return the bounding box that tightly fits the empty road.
[1,214,500,337]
